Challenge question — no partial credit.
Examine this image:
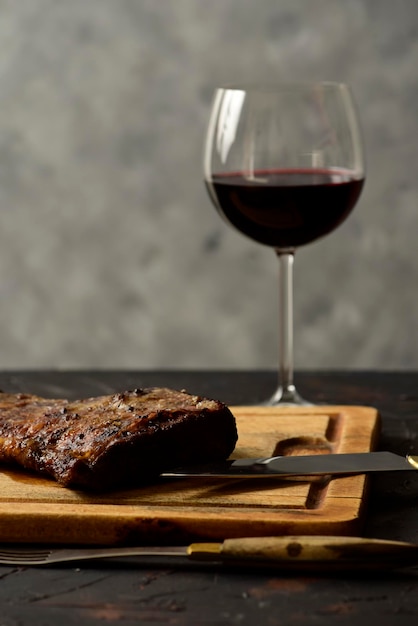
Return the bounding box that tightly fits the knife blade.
[160,452,418,479]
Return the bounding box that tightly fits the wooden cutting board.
[0,405,380,545]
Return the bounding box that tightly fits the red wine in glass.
[207,168,364,248]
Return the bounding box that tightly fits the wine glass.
[203,82,365,405]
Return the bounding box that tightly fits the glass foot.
[265,384,312,407]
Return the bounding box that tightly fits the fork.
[1,536,418,569]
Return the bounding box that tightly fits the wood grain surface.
[0,404,380,545]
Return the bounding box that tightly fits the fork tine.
[0,549,50,556]
[0,559,44,565]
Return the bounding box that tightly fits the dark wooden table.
[1,370,418,625]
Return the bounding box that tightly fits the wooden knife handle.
[188,536,418,570]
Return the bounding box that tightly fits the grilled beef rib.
[0,387,238,491]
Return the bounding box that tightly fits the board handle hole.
[272,436,334,457]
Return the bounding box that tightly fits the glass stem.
[278,250,294,393]
[269,249,307,405]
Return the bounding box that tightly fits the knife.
[161,452,418,479]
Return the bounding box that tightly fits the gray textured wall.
[0,0,417,370]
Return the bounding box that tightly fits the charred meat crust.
[0,387,238,491]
